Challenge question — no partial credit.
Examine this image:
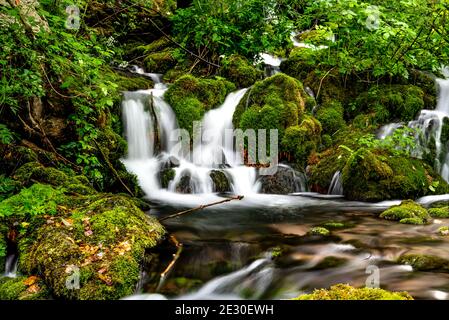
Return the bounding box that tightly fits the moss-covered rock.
[438,226,449,236]
[280,47,321,82]
[341,148,449,202]
[159,168,176,189]
[0,276,50,300]
[429,207,449,218]
[165,75,235,135]
[315,101,346,135]
[144,51,176,74]
[210,170,231,193]
[380,200,430,225]
[353,85,425,123]
[18,194,165,300]
[259,165,305,194]
[293,284,413,300]
[397,254,449,271]
[312,256,348,270]
[307,227,330,236]
[220,55,263,88]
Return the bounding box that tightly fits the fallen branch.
[158,195,244,222]
[156,235,183,292]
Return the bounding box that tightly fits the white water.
[4,253,18,278]
[122,73,262,201]
[328,171,343,196]
[380,76,449,182]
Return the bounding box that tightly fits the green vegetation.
[307,227,330,236]
[398,254,449,271]
[293,284,413,300]
[380,200,430,225]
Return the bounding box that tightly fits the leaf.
[23,276,38,286]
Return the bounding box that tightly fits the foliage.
[0,184,64,218]
[296,0,449,78]
[170,0,294,63]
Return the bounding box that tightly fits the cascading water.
[328,171,343,196]
[121,73,261,201]
[4,253,18,278]
[380,75,449,182]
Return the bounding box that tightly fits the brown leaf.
[27,284,40,294]
[98,273,113,286]
[23,276,38,286]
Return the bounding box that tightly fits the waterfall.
[328,171,343,196]
[121,71,261,199]
[4,253,18,278]
[380,76,449,182]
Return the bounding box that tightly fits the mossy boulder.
[220,55,263,88]
[281,116,322,166]
[259,165,305,194]
[159,168,176,189]
[397,254,449,271]
[18,194,165,300]
[0,276,50,300]
[353,85,425,123]
[280,47,321,82]
[307,227,330,236]
[165,75,235,135]
[209,170,231,193]
[341,148,449,202]
[380,200,430,225]
[429,207,449,218]
[293,284,413,300]
[438,226,449,236]
[315,101,346,135]
[233,73,306,137]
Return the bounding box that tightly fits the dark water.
[135,194,449,300]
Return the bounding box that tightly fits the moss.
[380,200,430,225]
[159,168,175,189]
[318,221,354,230]
[0,276,50,300]
[307,227,330,236]
[438,226,449,236]
[165,75,235,135]
[353,85,425,122]
[144,50,176,74]
[220,54,263,88]
[280,47,322,81]
[429,207,449,218]
[233,73,306,138]
[0,230,6,273]
[341,148,449,202]
[293,284,413,300]
[281,116,322,166]
[397,254,449,271]
[0,174,21,202]
[0,144,38,176]
[17,194,165,300]
[315,101,346,135]
[312,256,347,270]
[14,162,96,196]
[210,170,231,193]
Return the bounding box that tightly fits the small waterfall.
[121,69,261,199]
[260,53,283,76]
[4,253,18,278]
[380,76,449,182]
[328,171,343,196]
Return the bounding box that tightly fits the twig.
[158,195,244,222]
[315,67,336,102]
[156,235,183,292]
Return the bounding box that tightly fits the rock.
[175,173,192,194]
[259,165,306,194]
[307,227,330,236]
[209,170,231,193]
[292,284,413,300]
[380,200,430,225]
[397,254,449,271]
[159,168,176,189]
[429,207,449,218]
[0,276,50,300]
[438,226,449,236]
[220,54,263,88]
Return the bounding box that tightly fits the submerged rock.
[293,284,413,300]
[380,200,430,225]
[397,254,449,271]
[175,173,192,194]
[307,227,330,236]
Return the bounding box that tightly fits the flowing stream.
[119,64,449,300]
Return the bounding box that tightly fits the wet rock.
[307,227,330,236]
[380,200,430,225]
[159,168,175,189]
[210,170,231,193]
[259,166,305,195]
[397,254,449,271]
[175,173,192,194]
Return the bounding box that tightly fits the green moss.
[0,276,50,300]
[280,47,321,81]
[341,147,449,202]
[429,207,449,218]
[18,194,165,300]
[159,168,175,189]
[316,101,346,135]
[380,200,430,225]
[0,174,21,202]
[307,227,330,236]
[221,54,263,88]
[353,85,424,122]
[165,75,235,135]
[210,170,231,193]
[318,221,354,230]
[397,254,449,271]
[293,284,413,300]
[144,51,176,74]
[438,226,449,236]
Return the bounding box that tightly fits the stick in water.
[158,195,244,222]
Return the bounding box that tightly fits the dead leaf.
[23,276,38,286]
[27,284,40,294]
[98,273,113,286]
